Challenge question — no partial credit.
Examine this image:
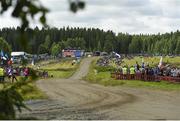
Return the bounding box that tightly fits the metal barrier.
[111,72,180,83]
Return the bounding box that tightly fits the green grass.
[39,58,80,78]
[121,56,180,67]
[48,70,75,78]
[84,59,180,91]
[41,60,76,70]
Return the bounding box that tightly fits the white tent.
[11,52,26,56]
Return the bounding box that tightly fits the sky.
[0,0,180,34]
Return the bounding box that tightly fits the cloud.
[0,8,20,28]
[0,0,180,34]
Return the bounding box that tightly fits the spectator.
[12,68,18,83]
[0,66,5,82]
[122,66,127,79]
[130,66,135,79]
[178,69,180,77]
[7,66,18,83]
[135,61,140,71]
[42,70,48,78]
[7,66,13,79]
[7,60,12,66]
[174,68,178,77]
[24,67,29,77]
[142,62,145,68]
[171,68,175,77]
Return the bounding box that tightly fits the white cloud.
[0,0,180,34]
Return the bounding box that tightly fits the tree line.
[0,27,180,55]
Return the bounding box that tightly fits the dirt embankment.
[19,57,180,120]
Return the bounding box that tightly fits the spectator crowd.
[113,62,180,82]
[96,56,180,82]
[0,65,30,83]
[0,59,30,83]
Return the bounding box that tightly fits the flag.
[5,53,9,59]
[2,56,7,60]
[158,56,163,68]
[0,50,4,57]
[115,53,121,58]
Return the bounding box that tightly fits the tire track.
[18,57,135,119]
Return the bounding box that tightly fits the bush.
[29,68,38,80]
[0,81,30,120]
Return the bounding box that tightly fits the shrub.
[29,68,38,80]
[0,82,30,119]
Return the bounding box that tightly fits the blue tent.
[74,50,82,57]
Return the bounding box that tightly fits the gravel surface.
[18,57,180,120]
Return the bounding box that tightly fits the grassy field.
[121,56,180,67]
[39,58,80,78]
[84,57,180,90]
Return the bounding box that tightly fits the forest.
[0,27,180,55]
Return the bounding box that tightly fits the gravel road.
[19,57,180,120]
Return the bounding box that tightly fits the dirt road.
[19,57,180,120]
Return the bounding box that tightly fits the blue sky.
[0,0,180,34]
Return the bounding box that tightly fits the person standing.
[8,66,17,83]
[12,67,18,82]
[24,67,29,77]
[130,66,135,79]
[122,66,127,79]
[7,66,13,80]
